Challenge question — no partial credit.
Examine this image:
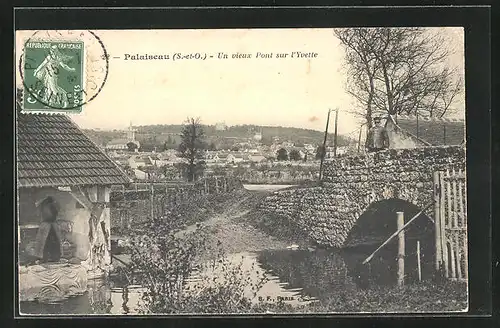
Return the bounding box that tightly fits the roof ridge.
[18,113,132,187]
[64,116,133,184]
[386,115,432,146]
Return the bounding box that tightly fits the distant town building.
[215,122,228,131]
[248,154,267,164]
[253,128,263,142]
[105,121,140,151]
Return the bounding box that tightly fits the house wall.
[385,118,428,149]
[18,187,91,261]
[134,169,148,180]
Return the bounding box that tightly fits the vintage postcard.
[15,27,467,315]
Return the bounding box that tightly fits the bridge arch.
[342,198,436,286]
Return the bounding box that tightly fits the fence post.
[446,169,457,280]
[433,171,442,271]
[417,240,422,282]
[439,172,449,278]
[150,182,154,220]
[458,169,468,280]
[397,211,405,287]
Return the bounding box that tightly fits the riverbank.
[251,280,468,313]
[111,187,468,314]
[178,190,298,260]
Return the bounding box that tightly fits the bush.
[124,212,269,314]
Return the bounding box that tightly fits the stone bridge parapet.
[258,146,466,248]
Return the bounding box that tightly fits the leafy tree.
[178,117,206,182]
[335,28,463,127]
[208,142,217,151]
[276,148,288,161]
[127,141,138,152]
[315,146,325,160]
[289,149,302,161]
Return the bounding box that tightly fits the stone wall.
[18,187,92,262]
[258,146,466,248]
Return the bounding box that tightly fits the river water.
[20,184,431,315]
[19,246,411,315]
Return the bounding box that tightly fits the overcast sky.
[15,28,464,136]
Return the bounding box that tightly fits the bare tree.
[178,117,206,182]
[335,28,463,126]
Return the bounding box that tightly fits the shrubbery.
[122,214,270,314]
[116,188,467,314]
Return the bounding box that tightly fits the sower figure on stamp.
[365,116,389,153]
[33,45,76,108]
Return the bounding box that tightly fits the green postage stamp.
[23,41,85,112]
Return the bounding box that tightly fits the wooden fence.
[433,169,468,281]
[109,176,241,232]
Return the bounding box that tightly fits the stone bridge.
[258,146,466,248]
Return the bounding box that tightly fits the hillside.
[84,124,353,150]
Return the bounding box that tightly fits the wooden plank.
[442,173,466,180]
[447,169,453,229]
[439,171,449,278]
[458,173,468,280]
[363,202,433,265]
[88,185,98,203]
[452,169,458,227]
[463,232,469,281]
[433,171,443,271]
[446,227,467,231]
[449,242,457,280]
[150,183,154,220]
[19,224,40,229]
[446,170,456,279]
[456,238,463,279]
[417,240,422,282]
[452,169,462,279]
[397,212,405,287]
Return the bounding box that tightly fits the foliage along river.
[20,248,400,315]
[19,185,407,315]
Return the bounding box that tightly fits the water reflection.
[20,280,144,315]
[20,247,415,314]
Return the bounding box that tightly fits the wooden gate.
[433,169,468,281]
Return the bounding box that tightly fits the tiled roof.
[17,113,132,188]
[394,115,465,146]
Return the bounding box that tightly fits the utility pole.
[357,126,363,153]
[318,109,332,182]
[416,111,419,140]
[333,108,339,157]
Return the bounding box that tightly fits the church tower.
[126,121,136,141]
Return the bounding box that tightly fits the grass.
[242,210,316,246]
[248,280,467,314]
